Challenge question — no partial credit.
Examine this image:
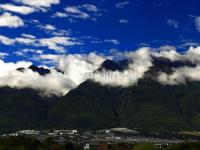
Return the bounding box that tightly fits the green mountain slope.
[0,87,56,133]
[42,79,200,132]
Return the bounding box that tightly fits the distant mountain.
[1,58,200,133]
[144,57,196,79]
[0,87,57,133]
[42,58,200,132]
[98,59,131,72]
[17,65,51,75]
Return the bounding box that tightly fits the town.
[1,128,199,150]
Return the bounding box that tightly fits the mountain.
[98,59,131,72]
[0,87,57,133]
[1,58,200,133]
[17,65,51,75]
[42,58,200,132]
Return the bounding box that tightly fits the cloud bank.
[1,47,200,96]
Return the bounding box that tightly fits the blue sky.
[0,0,200,64]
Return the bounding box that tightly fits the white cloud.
[155,46,200,85]
[0,35,15,45]
[167,19,179,29]
[4,46,200,96]
[65,6,90,20]
[39,37,76,52]
[58,53,105,85]
[0,34,78,52]
[119,18,129,24]
[158,66,200,85]
[39,54,59,60]
[195,17,200,32]
[105,39,120,45]
[21,34,36,39]
[81,4,98,12]
[54,4,100,21]
[115,1,130,9]
[92,48,152,86]
[15,37,36,45]
[53,12,68,18]
[0,62,75,96]
[0,3,36,15]
[14,48,43,56]
[0,53,105,96]
[14,0,60,8]
[38,24,56,31]
[152,46,182,61]
[0,12,24,28]
[0,52,9,59]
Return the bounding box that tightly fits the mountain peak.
[17,65,51,76]
[98,59,130,72]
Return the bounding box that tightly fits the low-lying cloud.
[1,46,200,96]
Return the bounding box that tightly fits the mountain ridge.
[0,57,200,133]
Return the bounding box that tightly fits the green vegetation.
[132,142,200,150]
[0,137,200,150]
[2,78,200,132]
[0,136,81,150]
[133,143,159,150]
[43,80,200,132]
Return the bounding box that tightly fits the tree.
[133,143,159,150]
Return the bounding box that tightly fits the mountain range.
[0,57,200,133]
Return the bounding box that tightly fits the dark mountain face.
[144,57,196,80]
[0,87,57,133]
[29,65,50,75]
[1,57,200,133]
[98,59,131,72]
[17,65,51,76]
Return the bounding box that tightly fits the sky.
[1,0,200,96]
[0,0,200,65]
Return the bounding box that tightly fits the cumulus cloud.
[58,53,105,85]
[0,48,154,96]
[0,34,78,52]
[15,37,36,45]
[0,35,35,45]
[152,46,182,61]
[0,3,36,15]
[0,59,73,96]
[53,12,68,18]
[54,4,101,21]
[92,48,152,86]
[64,6,90,20]
[14,48,43,56]
[0,35,15,45]
[14,0,60,8]
[152,46,200,64]
[21,34,36,39]
[158,66,200,85]
[39,36,77,52]
[2,46,200,96]
[0,53,105,96]
[0,12,24,28]
[155,46,200,85]
[0,65,74,96]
